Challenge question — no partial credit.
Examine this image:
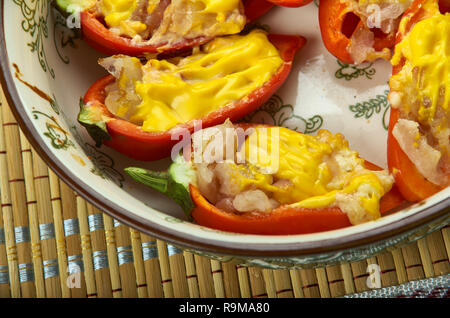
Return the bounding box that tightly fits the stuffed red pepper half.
[55,0,277,56]
[125,121,405,235]
[319,0,414,64]
[387,0,450,202]
[78,30,306,161]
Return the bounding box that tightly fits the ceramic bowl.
[1,0,449,269]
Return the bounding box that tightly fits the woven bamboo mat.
[0,86,449,299]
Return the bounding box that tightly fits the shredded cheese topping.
[389,1,450,186]
[98,0,246,44]
[102,30,283,132]
[194,123,394,225]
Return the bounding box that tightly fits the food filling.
[389,2,450,186]
[91,0,246,46]
[192,121,394,225]
[342,0,413,63]
[101,30,284,132]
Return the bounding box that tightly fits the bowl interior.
[2,1,449,256]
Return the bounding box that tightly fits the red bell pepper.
[78,34,306,161]
[243,0,275,22]
[267,0,313,7]
[78,0,275,56]
[387,110,443,202]
[387,0,449,202]
[318,0,397,64]
[124,124,406,235]
[242,0,313,24]
[189,159,405,235]
[243,0,312,23]
[190,183,404,235]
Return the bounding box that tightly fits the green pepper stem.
[125,167,170,194]
[78,100,110,147]
[125,167,195,218]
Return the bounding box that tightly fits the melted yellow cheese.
[100,0,147,37]
[99,0,244,39]
[228,127,392,220]
[116,30,283,132]
[390,7,450,124]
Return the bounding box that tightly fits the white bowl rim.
[1,1,449,258]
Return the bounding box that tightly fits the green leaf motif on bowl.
[86,143,125,188]
[53,8,81,65]
[335,60,376,81]
[243,95,324,134]
[69,125,125,188]
[348,90,390,130]
[49,93,61,114]
[14,0,80,78]
[32,110,75,150]
[14,0,55,78]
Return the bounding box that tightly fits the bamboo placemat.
[0,86,449,298]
